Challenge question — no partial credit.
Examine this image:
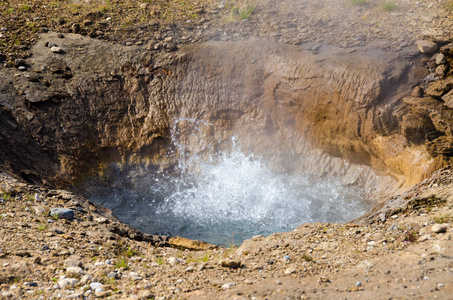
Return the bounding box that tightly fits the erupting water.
[81,118,370,245]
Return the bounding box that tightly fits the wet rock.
[169,236,217,251]
[50,208,74,220]
[416,40,437,54]
[432,223,448,233]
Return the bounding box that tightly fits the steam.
[80,118,370,245]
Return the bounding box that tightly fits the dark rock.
[440,43,453,57]
[50,208,74,220]
[221,259,242,269]
[427,136,453,156]
[15,251,31,257]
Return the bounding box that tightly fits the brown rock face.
[0,33,452,193]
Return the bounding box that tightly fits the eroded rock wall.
[0,32,452,193]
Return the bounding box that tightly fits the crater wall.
[1,32,452,196]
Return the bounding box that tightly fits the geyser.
[79,119,370,245]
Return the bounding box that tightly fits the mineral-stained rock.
[425,78,453,97]
[440,43,453,57]
[416,40,438,54]
[427,136,453,156]
[169,236,218,251]
[442,90,453,109]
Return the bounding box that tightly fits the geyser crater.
[78,118,371,245]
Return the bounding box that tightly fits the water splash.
[81,118,370,245]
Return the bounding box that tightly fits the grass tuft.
[350,0,366,6]
[433,214,453,224]
[381,0,396,11]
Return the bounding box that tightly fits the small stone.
[221,259,241,269]
[184,266,194,272]
[126,42,133,46]
[80,275,92,284]
[50,208,74,220]
[107,272,118,279]
[284,266,297,275]
[168,257,185,265]
[90,282,102,291]
[164,36,173,42]
[33,256,41,264]
[57,33,64,38]
[33,206,45,215]
[50,46,64,53]
[66,293,83,299]
[58,278,77,289]
[379,213,386,222]
[1,291,12,298]
[417,40,438,54]
[432,223,448,233]
[15,250,31,257]
[94,217,108,224]
[140,3,148,9]
[435,65,448,76]
[436,53,447,65]
[356,281,362,287]
[437,283,444,288]
[391,215,398,219]
[137,290,153,299]
[319,276,331,283]
[222,283,235,289]
[418,234,430,242]
[66,266,84,276]
[411,86,424,97]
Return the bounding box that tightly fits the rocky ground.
[1,0,453,299]
[0,167,452,299]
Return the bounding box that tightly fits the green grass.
[201,252,209,262]
[381,0,396,11]
[155,256,164,265]
[1,192,12,202]
[20,4,31,12]
[445,1,453,12]
[350,0,366,6]
[239,4,255,19]
[302,254,315,262]
[38,224,47,231]
[433,214,453,224]
[115,258,128,269]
